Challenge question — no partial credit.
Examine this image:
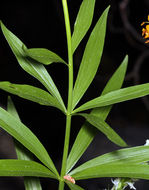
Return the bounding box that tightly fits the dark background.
[0,0,149,189]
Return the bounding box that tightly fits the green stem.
[59,115,72,190]
[59,0,73,189]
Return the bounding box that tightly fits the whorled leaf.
[67,56,128,173]
[24,47,67,66]
[69,145,149,176]
[66,182,84,190]
[70,164,149,181]
[72,0,96,53]
[7,97,42,190]
[24,178,42,190]
[1,81,63,112]
[0,106,58,177]
[77,113,127,147]
[0,21,66,113]
[72,6,110,109]
[73,82,149,113]
[0,159,56,179]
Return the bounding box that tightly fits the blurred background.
[0,0,149,189]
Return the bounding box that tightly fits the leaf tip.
[124,54,129,63]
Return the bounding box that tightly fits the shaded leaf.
[73,82,149,113]
[70,164,149,181]
[1,81,63,112]
[67,56,128,173]
[72,0,96,53]
[7,96,33,161]
[72,6,110,109]
[0,21,66,113]
[66,123,97,174]
[0,106,58,177]
[0,159,56,179]
[66,182,84,190]
[7,97,42,190]
[77,113,127,147]
[7,96,21,120]
[69,145,149,176]
[24,178,42,190]
[24,47,67,66]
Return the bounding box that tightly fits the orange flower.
[141,15,149,43]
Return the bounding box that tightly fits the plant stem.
[59,0,73,189]
[59,115,72,190]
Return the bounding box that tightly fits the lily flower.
[141,15,149,43]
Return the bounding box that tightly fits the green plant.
[0,0,149,190]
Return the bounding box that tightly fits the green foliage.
[72,6,109,109]
[0,106,58,176]
[66,182,84,190]
[7,97,42,190]
[66,56,128,173]
[0,0,149,190]
[0,21,66,114]
[73,82,149,113]
[72,0,96,53]
[77,113,127,147]
[69,145,149,176]
[0,82,64,111]
[24,47,67,66]
[70,164,149,180]
[0,159,55,178]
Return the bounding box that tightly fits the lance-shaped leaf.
[73,82,149,113]
[0,106,58,177]
[0,159,56,179]
[0,21,66,113]
[24,47,67,66]
[66,123,97,174]
[72,6,110,109]
[24,178,42,190]
[77,113,127,147]
[7,96,21,120]
[0,81,63,112]
[70,164,149,181]
[69,145,149,176]
[72,0,96,53]
[7,96,33,160]
[67,56,128,173]
[66,182,84,190]
[7,97,42,190]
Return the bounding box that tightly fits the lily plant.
[0,0,149,190]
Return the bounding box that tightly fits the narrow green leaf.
[96,56,128,97]
[7,96,33,161]
[72,6,110,109]
[73,82,149,113]
[7,97,42,190]
[72,0,96,53]
[7,96,20,120]
[1,81,63,112]
[24,47,67,66]
[24,178,42,190]
[69,145,149,176]
[0,159,56,179]
[66,182,84,190]
[70,164,149,181]
[66,123,97,173]
[67,56,128,173]
[0,106,58,177]
[0,21,66,113]
[77,113,127,147]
